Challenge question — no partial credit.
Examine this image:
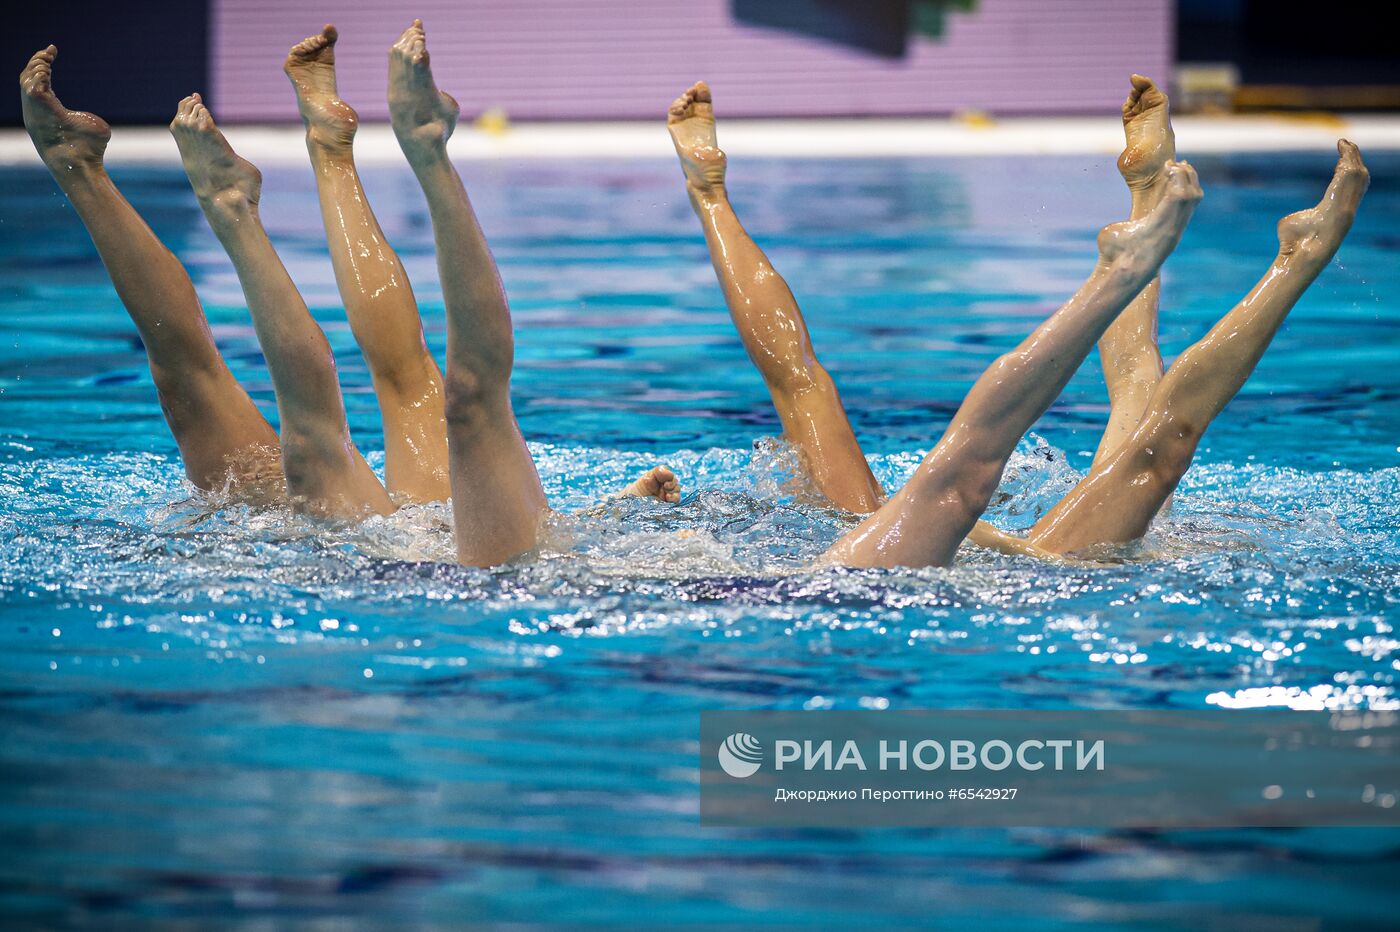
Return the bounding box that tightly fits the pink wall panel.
[212,0,1172,121]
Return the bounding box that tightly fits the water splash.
[3,434,1395,713]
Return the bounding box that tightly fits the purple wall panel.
[212,0,1171,121]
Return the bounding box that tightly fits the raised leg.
[1092,74,1174,467]
[969,75,1182,555]
[388,20,547,566]
[667,82,884,514]
[171,96,393,519]
[823,163,1203,568]
[1029,142,1369,555]
[19,46,280,494]
[285,26,450,503]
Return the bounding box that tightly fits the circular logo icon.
[718,732,763,778]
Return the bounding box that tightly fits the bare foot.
[1098,160,1202,267]
[18,45,111,170]
[388,19,460,158]
[667,81,727,196]
[283,25,357,151]
[169,94,261,213]
[620,465,681,503]
[1117,74,1176,195]
[1277,140,1369,261]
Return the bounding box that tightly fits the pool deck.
[4,114,1400,165]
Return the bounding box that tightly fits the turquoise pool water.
[1,151,1397,926]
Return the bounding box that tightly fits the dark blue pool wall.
[0,0,209,127]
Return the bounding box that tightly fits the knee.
[369,348,441,398]
[149,364,232,433]
[278,429,338,493]
[444,366,507,428]
[949,455,1007,523]
[1105,351,1163,396]
[1136,415,1201,482]
[149,363,182,402]
[987,350,1031,384]
[149,355,218,398]
[761,358,822,398]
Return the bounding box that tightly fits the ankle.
[197,188,257,223]
[306,134,355,163]
[305,132,353,158]
[687,180,727,208]
[1127,179,1166,219]
[1094,248,1147,287]
[1277,235,1332,268]
[42,150,105,179]
[400,135,449,169]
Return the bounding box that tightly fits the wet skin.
[387,20,550,566]
[668,82,886,514]
[21,37,679,541]
[669,78,1204,568]
[821,164,1204,568]
[286,25,452,504]
[19,45,283,497]
[1023,140,1369,556]
[171,94,394,519]
[670,75,1366,567]
[1094,73,1176,467]
[967,76,1368,559]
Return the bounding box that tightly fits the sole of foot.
[284,24,358,150]
[169,94,261,212]
[19,45,111,169]
[667,81,727,195]
[1118,74,1176,195]
[388,19,460,155]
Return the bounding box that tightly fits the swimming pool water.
[1,151,1397,926]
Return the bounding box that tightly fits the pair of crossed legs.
[668,78,1368,567]
[21,21,677,564]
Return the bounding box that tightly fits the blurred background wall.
[210,0,1171,120]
